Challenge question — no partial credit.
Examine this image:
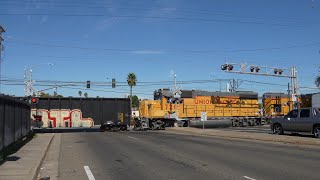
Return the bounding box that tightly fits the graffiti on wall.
[31,109,94,128]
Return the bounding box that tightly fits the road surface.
[56,131,320,180]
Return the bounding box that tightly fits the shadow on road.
[32,127,101,133]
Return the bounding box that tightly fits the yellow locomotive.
[140,89,262,126]
[262,93,301,117]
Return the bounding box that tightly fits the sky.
[0,0,320,99]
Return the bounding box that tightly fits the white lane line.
[128,136,140,140]
[243,176,256,180]
[84,166,95,180]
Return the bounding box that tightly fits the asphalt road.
[216,125,272,134]
[57,131,320,180]
[218,125,315,137]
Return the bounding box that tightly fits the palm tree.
[316,75,320,88]
[84,92,88,98]
[127,73,137,99]
[127,73,137,112]
[78,90,82,97]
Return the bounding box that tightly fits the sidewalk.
[166,127,320,146]
[0,133,54,180]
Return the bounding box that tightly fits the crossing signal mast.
[221,62,299,108]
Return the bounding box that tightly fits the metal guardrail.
[0,95,31,151]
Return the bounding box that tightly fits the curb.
[33,134,55,180]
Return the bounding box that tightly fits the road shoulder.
[165,127,320,148]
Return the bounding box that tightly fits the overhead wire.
[0,13,310,28]
[0,0,315,25]
[6,39,320,54]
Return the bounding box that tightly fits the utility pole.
[0,25,5,94]
[229,79,242,92]
[221,62,299,108]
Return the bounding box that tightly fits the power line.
[0,0,315,25]
[7,54,170,63]
[0,13,310,28]
[7,39,320,54]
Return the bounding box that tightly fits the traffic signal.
[112,78,116,88]
[221,64,233,71]
[255,67,260,73]
[227,64,233,71]
[87,80,90,88]
[250,66,255,72]
[30,97,39,104]
[221,64,227,70]
[274,69,283,75]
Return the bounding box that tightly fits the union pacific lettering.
[194,97,213,104]
[194,96,239,104]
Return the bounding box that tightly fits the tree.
[39,92,50,98]
[132,95,139,108]
[127,73,137,112]
[127,73,137,99]
[316,75,320,88]
[78,91,82,97]
[84,92,88,98]
[39,92,63,98]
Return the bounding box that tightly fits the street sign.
[292,94,297,102]
[201,112,207,121]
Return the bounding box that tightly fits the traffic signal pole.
[221,62,299,108]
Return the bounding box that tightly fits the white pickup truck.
[270,107,320,138]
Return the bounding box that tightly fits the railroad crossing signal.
[30,97,39,104]
[221,63,289,77]
[87,80,90,88]
[221,62,299,108]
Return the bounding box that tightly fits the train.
[139,89,311,127]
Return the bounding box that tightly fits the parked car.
[270,107,320,138]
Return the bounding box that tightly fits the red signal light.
[30,97,38,104]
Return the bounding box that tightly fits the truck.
[312,93,320,109]
[270,107,320,138]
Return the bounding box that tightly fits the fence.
[0,95,31,151]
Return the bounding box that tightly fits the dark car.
[271,108,320,138]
